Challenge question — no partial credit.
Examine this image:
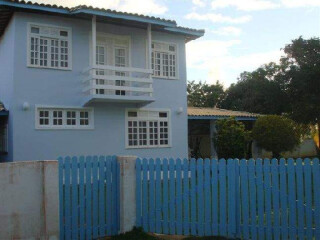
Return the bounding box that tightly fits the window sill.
[27,65,72,71]
[126,145,172,149]
[35,126,94,130]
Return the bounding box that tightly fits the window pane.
[31,27,40,34]
[53,110,63,125]
[66,111,76,125]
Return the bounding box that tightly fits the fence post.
[117,155,137,233]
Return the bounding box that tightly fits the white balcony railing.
[82,65,154,103]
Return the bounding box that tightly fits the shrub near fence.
[136,158,320,239]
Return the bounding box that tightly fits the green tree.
[252,115,301,158]
[187,80,224,107]
[214,117,251,159]
[219,63,288,114]
[279,37,320,147]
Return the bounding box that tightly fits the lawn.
[102,228,238,240]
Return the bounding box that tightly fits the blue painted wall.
[0,16,15,162]
[5,12,188,161]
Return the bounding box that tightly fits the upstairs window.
[126,109,170,148]
[151,42,177,79]
[28,24,72,70]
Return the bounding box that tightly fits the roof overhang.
[0,0,204,40]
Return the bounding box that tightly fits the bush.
[214,117,251,159]
[252,115,300,158]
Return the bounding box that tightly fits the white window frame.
[27,22,72,70]
[35,105,94,130]
[151,40,178,80]
[90,32,131,67]
[125,108,172,149]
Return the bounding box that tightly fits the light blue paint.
[2,12,189,161]
[176,158,183,235]
[59,155,119,239]
[135,158,142,227]
[149,158,155,233]
[271,159,280,240]
[169,158,175,235]
[155,158,161,233]
[135,157,320,238]
[279,158,288,240]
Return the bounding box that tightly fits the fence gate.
[59,155,120,240]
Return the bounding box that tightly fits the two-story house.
[0,0,204,162]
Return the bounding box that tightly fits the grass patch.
[106,227,237,240]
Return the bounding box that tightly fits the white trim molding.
[125,108,172,149]
[27,22,72,71]
[35,105,94,130]
[151,40,179,80]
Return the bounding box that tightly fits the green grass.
[108,227,238,240]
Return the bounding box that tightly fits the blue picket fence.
[136,158,320,239]
[58,156,120,240]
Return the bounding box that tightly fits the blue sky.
[34,0,320,87]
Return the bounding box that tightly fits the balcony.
[82,65,154,105]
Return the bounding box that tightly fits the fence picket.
[197,159,204,236]
[142,158,149,232]
[240,160,249,239]
[204,159,211,236]
[169,158,176,234]
[248,159,257,240]
[65,157,72,240]
[155,158,161,233]
[227,159,236,237]
[149,158,155,233]
[190,159,197,235]
[313,158,320,239]
[163,158,169,234]
[85,156,92,239]
[264,159,272,240]
[92,156,99,238]
[58,157,65,240]
[256,159,264,239]
[99,156,106,236]
[136,158,142,227]
[271,159,280,240]
[211,159,218,236]
[279,158,288,239]
[183,158,190,235]
[111,156,118,235]
[71,157,79,240]
[219,159,227,236]
[79,156,85,240]
[176,158,183,235]
[304,159,312,239]
[288,158,297,239]
[106,156,112,235]
[296,158,305,240]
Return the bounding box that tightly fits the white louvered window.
[126,109,170,148]
[36,107,93,129]
[28,24,71,70]
[151,42,177,79]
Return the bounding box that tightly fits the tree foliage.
[218,63,288,114]
[279,37,320,129]
[214,118,251,159]
[187,80,224,108]
[252,115,301,158]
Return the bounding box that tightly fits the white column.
[210,120,218,159]
[147,23,152,69]
[118,155,137,233]
[92,16,97,67]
